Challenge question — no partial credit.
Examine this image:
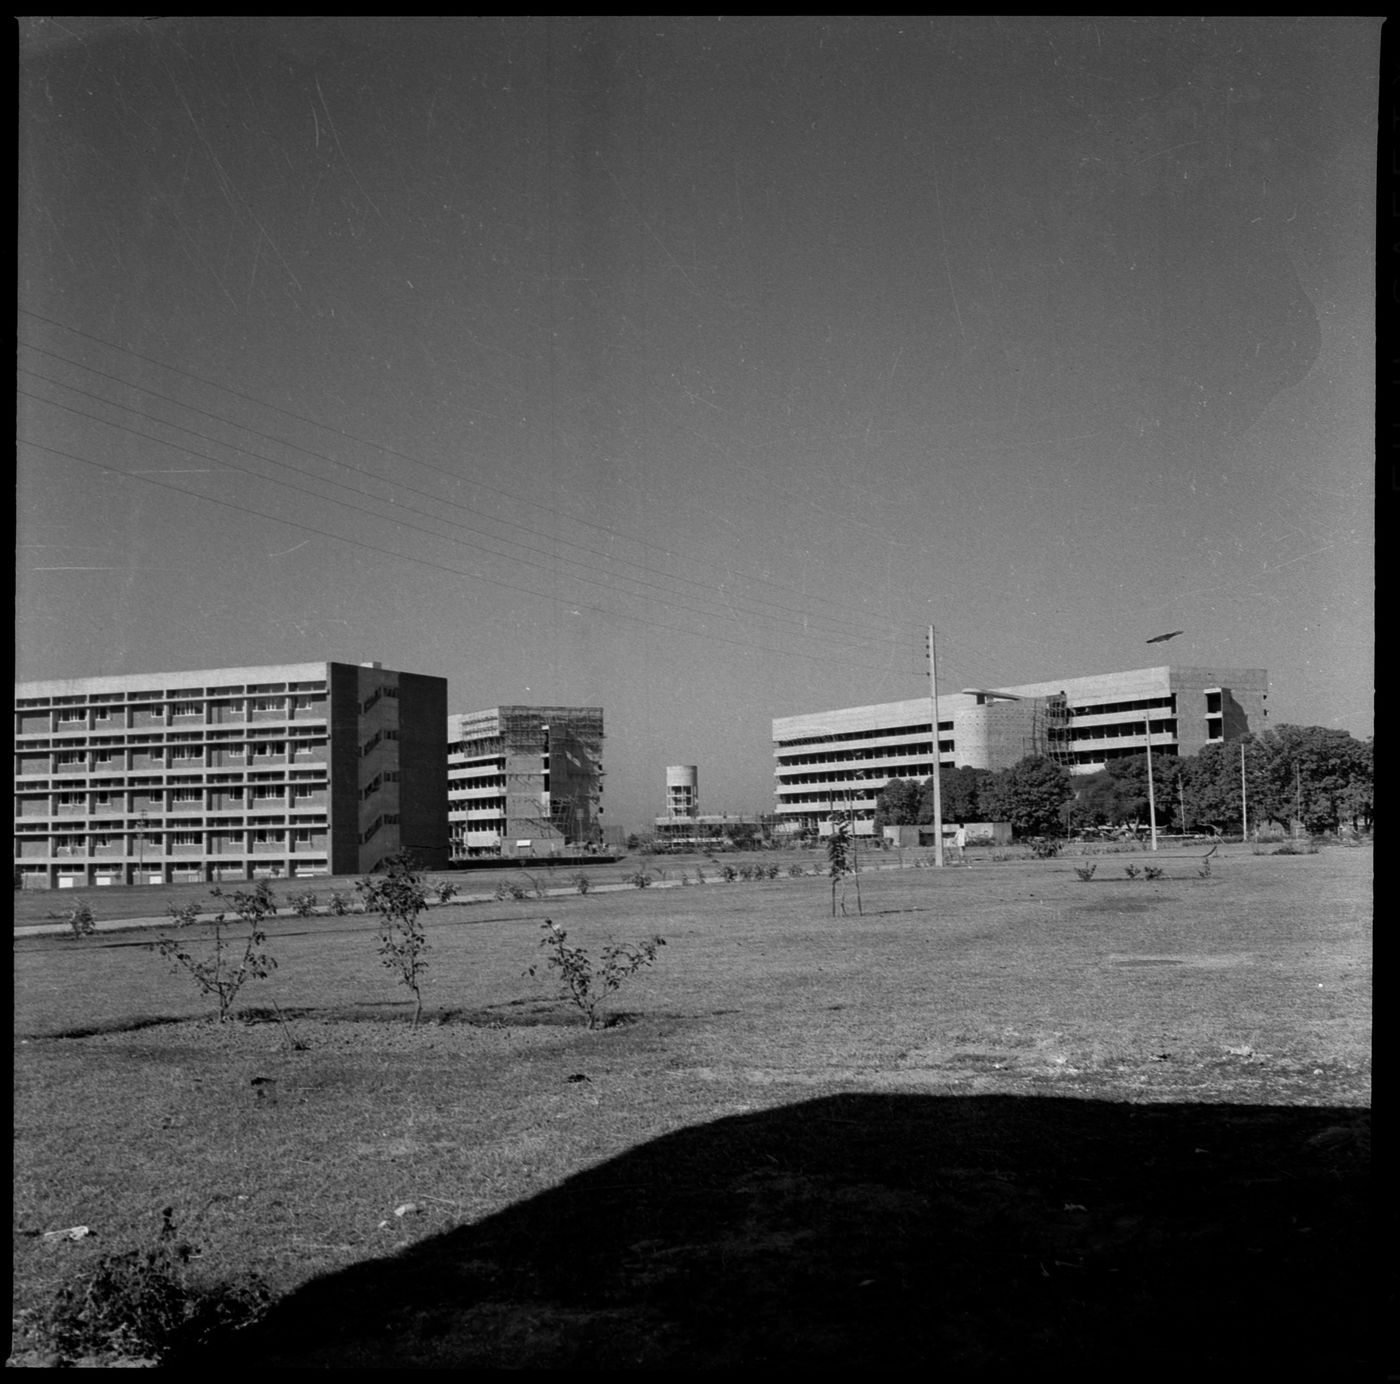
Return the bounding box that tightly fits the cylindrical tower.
[665,765,698,818]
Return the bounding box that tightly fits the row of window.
[29,696,326,722]
[18,771,322,790]
[451,820,508,838]
[449,797,509,814]
[1063,720,1177,743]
[35,829,326,848]
[776,721,953,750]
[16,682,326,706]
[27,724,323,742]
[1067,695,1176,718]
[776,742,954,768]
[31,742,325,767]
[38,785,323,806]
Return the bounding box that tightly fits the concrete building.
[447,706,603,859]
[13,661,449,888]
[773,664,1267,837]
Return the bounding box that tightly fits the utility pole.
[1240,740,1248,840]
[1144,711,1158,851]
[1294,760,1302,839]
[926,626,944,868]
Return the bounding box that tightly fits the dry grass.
[12,846,1371,1368]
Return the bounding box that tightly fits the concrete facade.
[13,661,449,888]
[773,665,1267,836]
[447,706,603,859]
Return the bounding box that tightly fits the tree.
[1070,770,1117,829]
[980,756,1073,837]
[358,853,431,1030]
[919,766,993,825]
[1181,738,1272,834]
[873,778,922,830]
[1101,753,1185,828]
[153,882,278,1023]
[525,919,665,1030]
[1258,725,1373,834]
[825,814,859,916]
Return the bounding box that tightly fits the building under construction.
[447,705,604,859]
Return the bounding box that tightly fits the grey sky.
[17,17,1376,828]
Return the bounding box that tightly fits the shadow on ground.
[205,1093,1370,1370]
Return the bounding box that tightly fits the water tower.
[665,765,698,819]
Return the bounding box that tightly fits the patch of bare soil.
[49,1005,594,1057]
[203,1092,1370,1372]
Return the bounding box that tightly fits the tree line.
[873,725,1373,838]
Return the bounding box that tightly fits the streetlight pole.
[1144,711,1159,851]
[926,626,945,868]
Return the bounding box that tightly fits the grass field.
[12,845,1372,1369]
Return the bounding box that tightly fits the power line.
[18,308,908,639]
[19,378,902,662]
[19,436,917,675]
[21,341,900,651]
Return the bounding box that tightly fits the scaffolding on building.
[1024,693,1074,768]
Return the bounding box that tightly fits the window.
[171,788,202,803]
[252,786,282,801]
[251,741,285,757]
[57,791,85,806]
[172,832,202,847]
[253,829,283,844]
[171,701,201,717]
[55,751,86,766]
[170,746,202,761]
[58,708,87,723]
[251,697,283,713]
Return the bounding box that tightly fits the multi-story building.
[448,705,603,859]
[13,661,448,889]
[773,664,1267,836]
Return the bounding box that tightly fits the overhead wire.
[18,374,903,663]
[19,435,920,675]
[18,308,910,647]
